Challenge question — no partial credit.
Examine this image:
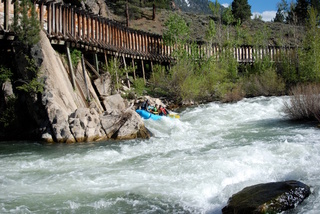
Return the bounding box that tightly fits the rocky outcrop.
[222,180,311,214]
[82,0,108,17]
[36,30,150,143]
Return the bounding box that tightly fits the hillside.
[107,4,304,47]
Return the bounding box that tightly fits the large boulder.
[69,108,107,142]
[103,94,126,115]
[46,103,75,143]
[222,180,311,214]
[82,0,108,16]
[115,109,151,140]
[100,109,151,140]
[94,73,112,98]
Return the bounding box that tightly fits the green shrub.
[241,67,285,96]
[284,83,320,121]
[133,78,146,96]
[0,96,17,129]
[16,56,44,95]
[0,66,12,84]
[276,51,299,87]
[70,49,82,69]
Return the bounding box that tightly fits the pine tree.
[274,8,285,22]
[13,0,40,49]
[295,0,309,25]
[300,7,320,82]
[274,0,288,23]
[310,0,320,15]
[163,13,190,46]
[231,0,252,23]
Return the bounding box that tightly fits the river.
[1,96,320,213]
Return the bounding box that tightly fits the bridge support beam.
[81,53,91,102]
[94,53,99,74]
[132,58,136,80]
[66,45,76,90]
[141,59,146,84]
[122,54,130,89]
[4,0,10,31]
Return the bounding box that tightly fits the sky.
[218,0,281,22]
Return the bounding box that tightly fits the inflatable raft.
[136,109,162,120]
[136,110,180,120]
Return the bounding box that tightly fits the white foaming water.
[1,96,320,213]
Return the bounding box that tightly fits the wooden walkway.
[0,0,294,63]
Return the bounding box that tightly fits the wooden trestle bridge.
[1,0,294,80]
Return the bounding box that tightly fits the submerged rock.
[222,180,311,214]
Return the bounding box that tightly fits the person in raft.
[158,105,169,116]
[152,104,158,114]
[147,104,158,114]
[141,99,149,110]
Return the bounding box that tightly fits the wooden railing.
[0,0,294,63]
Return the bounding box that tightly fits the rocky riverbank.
[0,31,151,143]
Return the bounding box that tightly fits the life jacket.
[160,107,167,116]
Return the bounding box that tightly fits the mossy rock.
[222,180,311,214]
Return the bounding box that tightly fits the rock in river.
[222,180,311,214]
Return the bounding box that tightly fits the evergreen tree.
[274,0,288,23]
[295,0,309,24]
[13,0,40,49]
[310,0,320,14]
[299,7,320,82]
[286,1,296,24]
[274,8,285,22]
[231,0,252,23]
[163,13,190,46]
[222,6,234,41]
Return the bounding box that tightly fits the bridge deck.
[0,0,294,63]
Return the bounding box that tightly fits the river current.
[1,96,320,213]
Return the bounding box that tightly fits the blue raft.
[136,109,162,120]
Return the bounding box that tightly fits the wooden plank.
[66,45,76,89]
[81,54,91,101]
[122,54,130,88]
[85,59,100,78]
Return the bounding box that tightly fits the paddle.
[168,113,180,119]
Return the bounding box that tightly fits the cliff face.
[24,31,150,143]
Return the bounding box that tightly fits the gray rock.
[116,109,151,140]
[82,0,107,16]
[222,180,311,214]
[48,105,75,143]
[93,73,112,98]
[69,108,107,142]
[100,110,151,140]
[103,94,126,115]
[2,80,14,100]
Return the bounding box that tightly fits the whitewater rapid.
[1,96,320,213]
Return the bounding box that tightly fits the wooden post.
[132,58,136,80]
[122,55,130,88]
[81,54,91,101]
[141,59,146,84]
[82,12,86,39]
[47,3,52,35]
[114,57,120,93]
[104,51,108,68]
[39,2,44,30]
[4,0,9,31]
[94,53,99,74]
[150,61,154,82]
[153,3,156,21]
[66,45,76,89]
[126,1,129,27]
